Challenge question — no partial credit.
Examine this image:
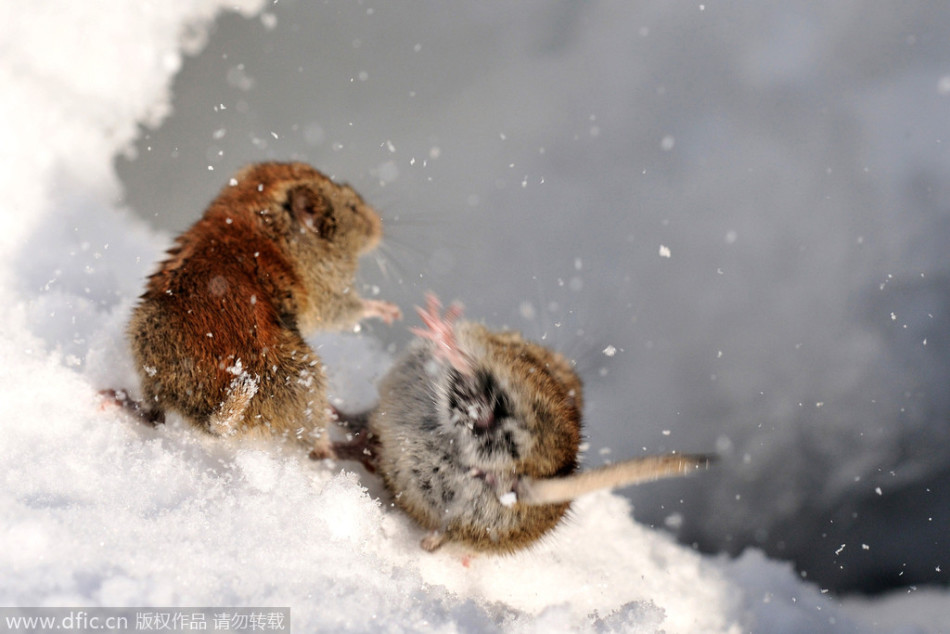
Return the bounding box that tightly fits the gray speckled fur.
[371,340,527,542]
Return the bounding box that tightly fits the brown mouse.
[107,162,400,456]
[329,295,712,554]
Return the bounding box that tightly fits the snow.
[2,1,949,633]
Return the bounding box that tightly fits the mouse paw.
[361,299,402,324]
[410,293,471,374]
[309,446,333,461]
[99,389,165,427]
[420,530,447,552]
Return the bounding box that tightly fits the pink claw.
[410,293,472,375]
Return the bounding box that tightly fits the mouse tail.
[516,453,714,506]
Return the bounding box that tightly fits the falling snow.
[2,2,949,633]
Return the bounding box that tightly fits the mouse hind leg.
[308,407,380,471]
[235,341,335,453]
[99,389,165,427]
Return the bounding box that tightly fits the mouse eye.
[491,391,511,424]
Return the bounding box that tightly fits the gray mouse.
[325,295,713,553]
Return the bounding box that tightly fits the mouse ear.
[286,185,336,240]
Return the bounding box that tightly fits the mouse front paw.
[410,293,472,374]
[361,299,402,324]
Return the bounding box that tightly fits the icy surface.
[1,1,948,633]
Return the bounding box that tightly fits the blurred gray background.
[117,1,950,595]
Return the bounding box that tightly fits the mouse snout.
[446,368,514,440]
[355,203,383,254]
[469,399,496,433]
[447,371,492,429]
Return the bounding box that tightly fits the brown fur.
[124,162,399,453]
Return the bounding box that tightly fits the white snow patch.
[0,2,946,633]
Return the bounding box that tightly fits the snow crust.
[1,1,948,633]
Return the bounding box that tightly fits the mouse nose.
[458,394,496,434]
[448,369,507,434]
[473,408,496,432]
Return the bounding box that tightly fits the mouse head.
[437,324,583,479]
[212,162,383,255]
